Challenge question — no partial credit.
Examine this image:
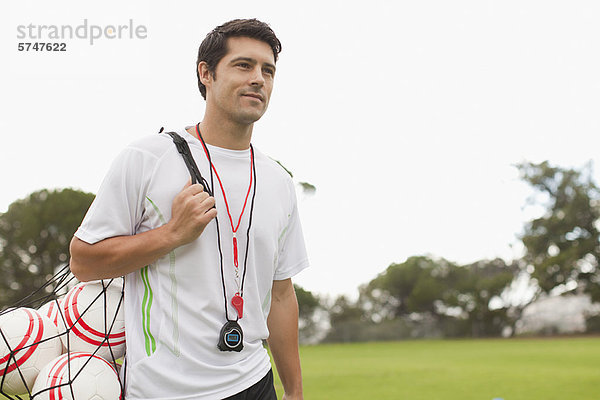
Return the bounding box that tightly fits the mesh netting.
[0,265,125,399]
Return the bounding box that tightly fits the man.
[70,19,308,400]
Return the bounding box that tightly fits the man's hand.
[70,180,218,282]
[166,180,218,247]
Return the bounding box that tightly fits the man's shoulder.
[122,130,183,160]
[253,148,295,183]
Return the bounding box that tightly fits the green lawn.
[273,337,600,400]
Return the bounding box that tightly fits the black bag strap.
[159,127,213,196]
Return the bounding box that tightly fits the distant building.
[516,294,600,335]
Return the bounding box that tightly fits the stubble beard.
[232,99,269,126]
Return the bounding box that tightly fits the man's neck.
[187,118,253,151]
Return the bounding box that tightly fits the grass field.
[273,337,600,400]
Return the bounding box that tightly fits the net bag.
[0,265,125,399]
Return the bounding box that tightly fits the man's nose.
[249,66,265,86]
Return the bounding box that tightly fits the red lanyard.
[197,133,253,270]
[195,124,255,320]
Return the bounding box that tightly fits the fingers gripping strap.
[162,130,213,196]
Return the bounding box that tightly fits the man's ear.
[198,61,213,88]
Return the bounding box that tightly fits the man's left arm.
[267,278,303,400]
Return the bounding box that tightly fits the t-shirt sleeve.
[273,180,309,281]
[75,146,155,244]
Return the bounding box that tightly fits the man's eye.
[237,63,251,69]
[263,68,275,76]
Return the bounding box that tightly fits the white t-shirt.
[75,127,309,400]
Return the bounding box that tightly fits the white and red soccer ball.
[38,298,64,329]
[60,280,125,361]
[0,308,63,395]
[32,352,121,400]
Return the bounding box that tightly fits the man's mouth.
[242,93,264,102]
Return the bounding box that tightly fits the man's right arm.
[70,181,217,282]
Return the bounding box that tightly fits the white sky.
[1,0,599,299]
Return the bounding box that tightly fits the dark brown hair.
[196,19,282,99]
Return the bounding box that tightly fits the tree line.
[1,161,599,343]
[297,161,600,343]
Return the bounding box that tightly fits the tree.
[359,256,516,338]
[360,256,456,321]
[517,161,600,301]
[454,259,517,337]
[322,294,369,343]
[294,284,323,344]
[0,188,94,308]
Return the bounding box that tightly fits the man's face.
[202,36,276,125]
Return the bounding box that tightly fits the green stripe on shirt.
[140,265,156,356]
[146,196,180,356]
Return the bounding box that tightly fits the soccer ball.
[39,298,67,354]
[38,298,64,329]
[32,352,121,400]
[60,280,125,361]
[0,308,63,395]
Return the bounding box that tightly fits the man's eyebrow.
[230,56,276,71]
